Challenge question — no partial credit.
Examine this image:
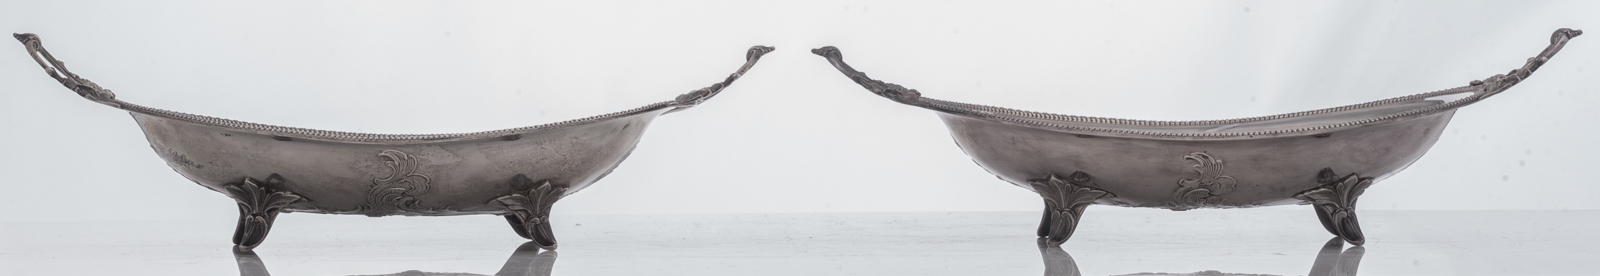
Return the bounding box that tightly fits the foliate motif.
[493,174,568,250]
[1471,28,1582,95]
[669,45,775,113]
[1295,168,1375,245]
[1170,152,1238,210]
[810,46,923,104]
[362,150,435,216]
[13,33,119,105]
[1031,171,1114,246]
[224,174,304,251]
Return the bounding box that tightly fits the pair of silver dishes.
[13,28,1582,251]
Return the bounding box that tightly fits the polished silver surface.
[238,242,557,276]
[814,29,1582,246]
[3,210,1596,275]
[13,33,773,251]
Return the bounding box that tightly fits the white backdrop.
[1,0,1596,222]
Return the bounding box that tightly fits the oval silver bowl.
[14,33,773,251]
[813,28,1580,246]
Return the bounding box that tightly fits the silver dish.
[14,33,773,251]
[813,28,1581,246]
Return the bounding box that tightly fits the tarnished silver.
[815,28,1581,246]
[14,33,773,251]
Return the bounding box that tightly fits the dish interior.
[991,89,1480,134]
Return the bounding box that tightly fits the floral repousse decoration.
[224,174,304,251]
[1295,168,1375,245]
[1031,171,1114,246]
[362,150,434,216]
[493,174,568,250]
[1170,152,1238,210]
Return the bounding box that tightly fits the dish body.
[931,88,1469,209]
[130,104,663,217]
[814,28,1581,246]
[15,33,773,250]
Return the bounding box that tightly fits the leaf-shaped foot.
[224,174,304,252]
[1295,168,1375,245]
[494,174,567,250]
[1031,171,1114,247]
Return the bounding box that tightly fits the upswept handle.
[1471,28,1582,97]
[13,33,121,107]
[810,46,925,105]
[665,45,776,114]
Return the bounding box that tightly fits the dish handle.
[665,45,776,114]
[810,46,925,105]
[1472,28,1582,98]
[13,33,122,108]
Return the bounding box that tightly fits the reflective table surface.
[2,209,1595,275]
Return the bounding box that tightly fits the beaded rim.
[14,32,774,144]
[118,100,679,144]
[813,28,1579,141]
[913,85,1482,140]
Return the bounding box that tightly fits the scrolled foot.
[1036,200,1054,237]
[1295,168,1375,245]
[493,174,567,250]
[1030,171,1114,247]
[224,174,304,252]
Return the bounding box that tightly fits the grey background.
[1,0,1596,222]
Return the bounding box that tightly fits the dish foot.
[1030,171,1114,246]
[1295,168,1375,245]
[493,174,567,250]
[223,174,304,252]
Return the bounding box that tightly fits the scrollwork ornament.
[362,150,436,216]
[1170,152,1238,210]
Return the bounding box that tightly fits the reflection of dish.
[1037,239,1082,276]
[1044,238,1363,276]
[815,29,1581,246]
[14,33,772,251]
[234,242,556,276]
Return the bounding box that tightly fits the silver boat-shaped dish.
[14,33,773,251]
[814,28,1581,246]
